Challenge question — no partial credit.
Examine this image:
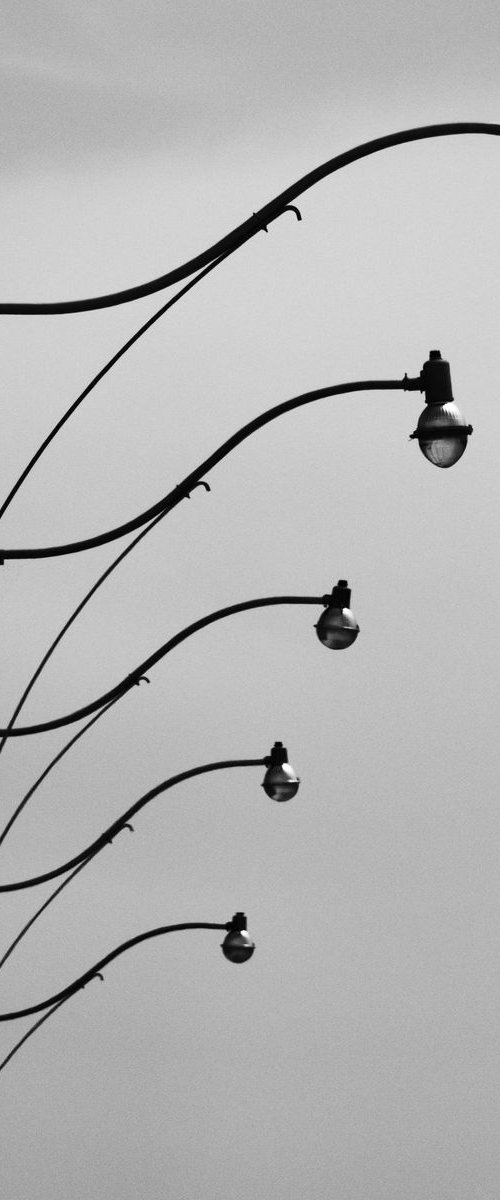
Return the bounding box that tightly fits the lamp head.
[410,351,472,468]
[316,580,359,649]
[262,741,300,801]
[221,912,255,963]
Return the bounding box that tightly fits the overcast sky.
[1,3,500,1199]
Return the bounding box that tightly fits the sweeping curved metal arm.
[0,592,326,735]
[0,378,406,559]
[0,757,266,891]
[1,122,499,315]
[0,920,234,1020]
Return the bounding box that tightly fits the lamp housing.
[221,912,255,962]
[262,741,300,801]
[316,580,359,649]
[410,350,472,468]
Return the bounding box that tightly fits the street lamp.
[0,912,256,1076]
[0,584,359,738]
[0,350,472,565]
[0,744,301,892]
[0,912,256,1024]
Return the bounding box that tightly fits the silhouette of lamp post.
[0,912,256,1025]
[0,742,301,894]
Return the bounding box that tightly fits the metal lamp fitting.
[221,912,256,962]
[262,741,300,802]
[409,350,472,468]
[315,580,359,649]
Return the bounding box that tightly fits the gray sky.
[1,3,500,1198]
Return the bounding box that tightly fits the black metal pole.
[0,758,267,891]
[0,592,328,736]
[0,919,239,1021]
[0,378,406,559]
[1,122,499,314]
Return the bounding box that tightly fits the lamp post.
[0,582,359,738]
[0,122,498,316]
[0,912,256,1024]
[0,349,471,567]
[0,743,300,892]
[0,911,256,1076]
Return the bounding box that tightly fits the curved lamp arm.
[0,756,267,891]
[1,122,499,315]
[0,914,251,1021]
[0,591,332,736]
[0,377,407,560]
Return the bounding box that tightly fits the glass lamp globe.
[222,914,255,963]
[221,929,255,962]
[316,605,359,649]
[412,401,472,468]
[410,350,472,468]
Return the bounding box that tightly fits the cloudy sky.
[1,3,500,1198]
